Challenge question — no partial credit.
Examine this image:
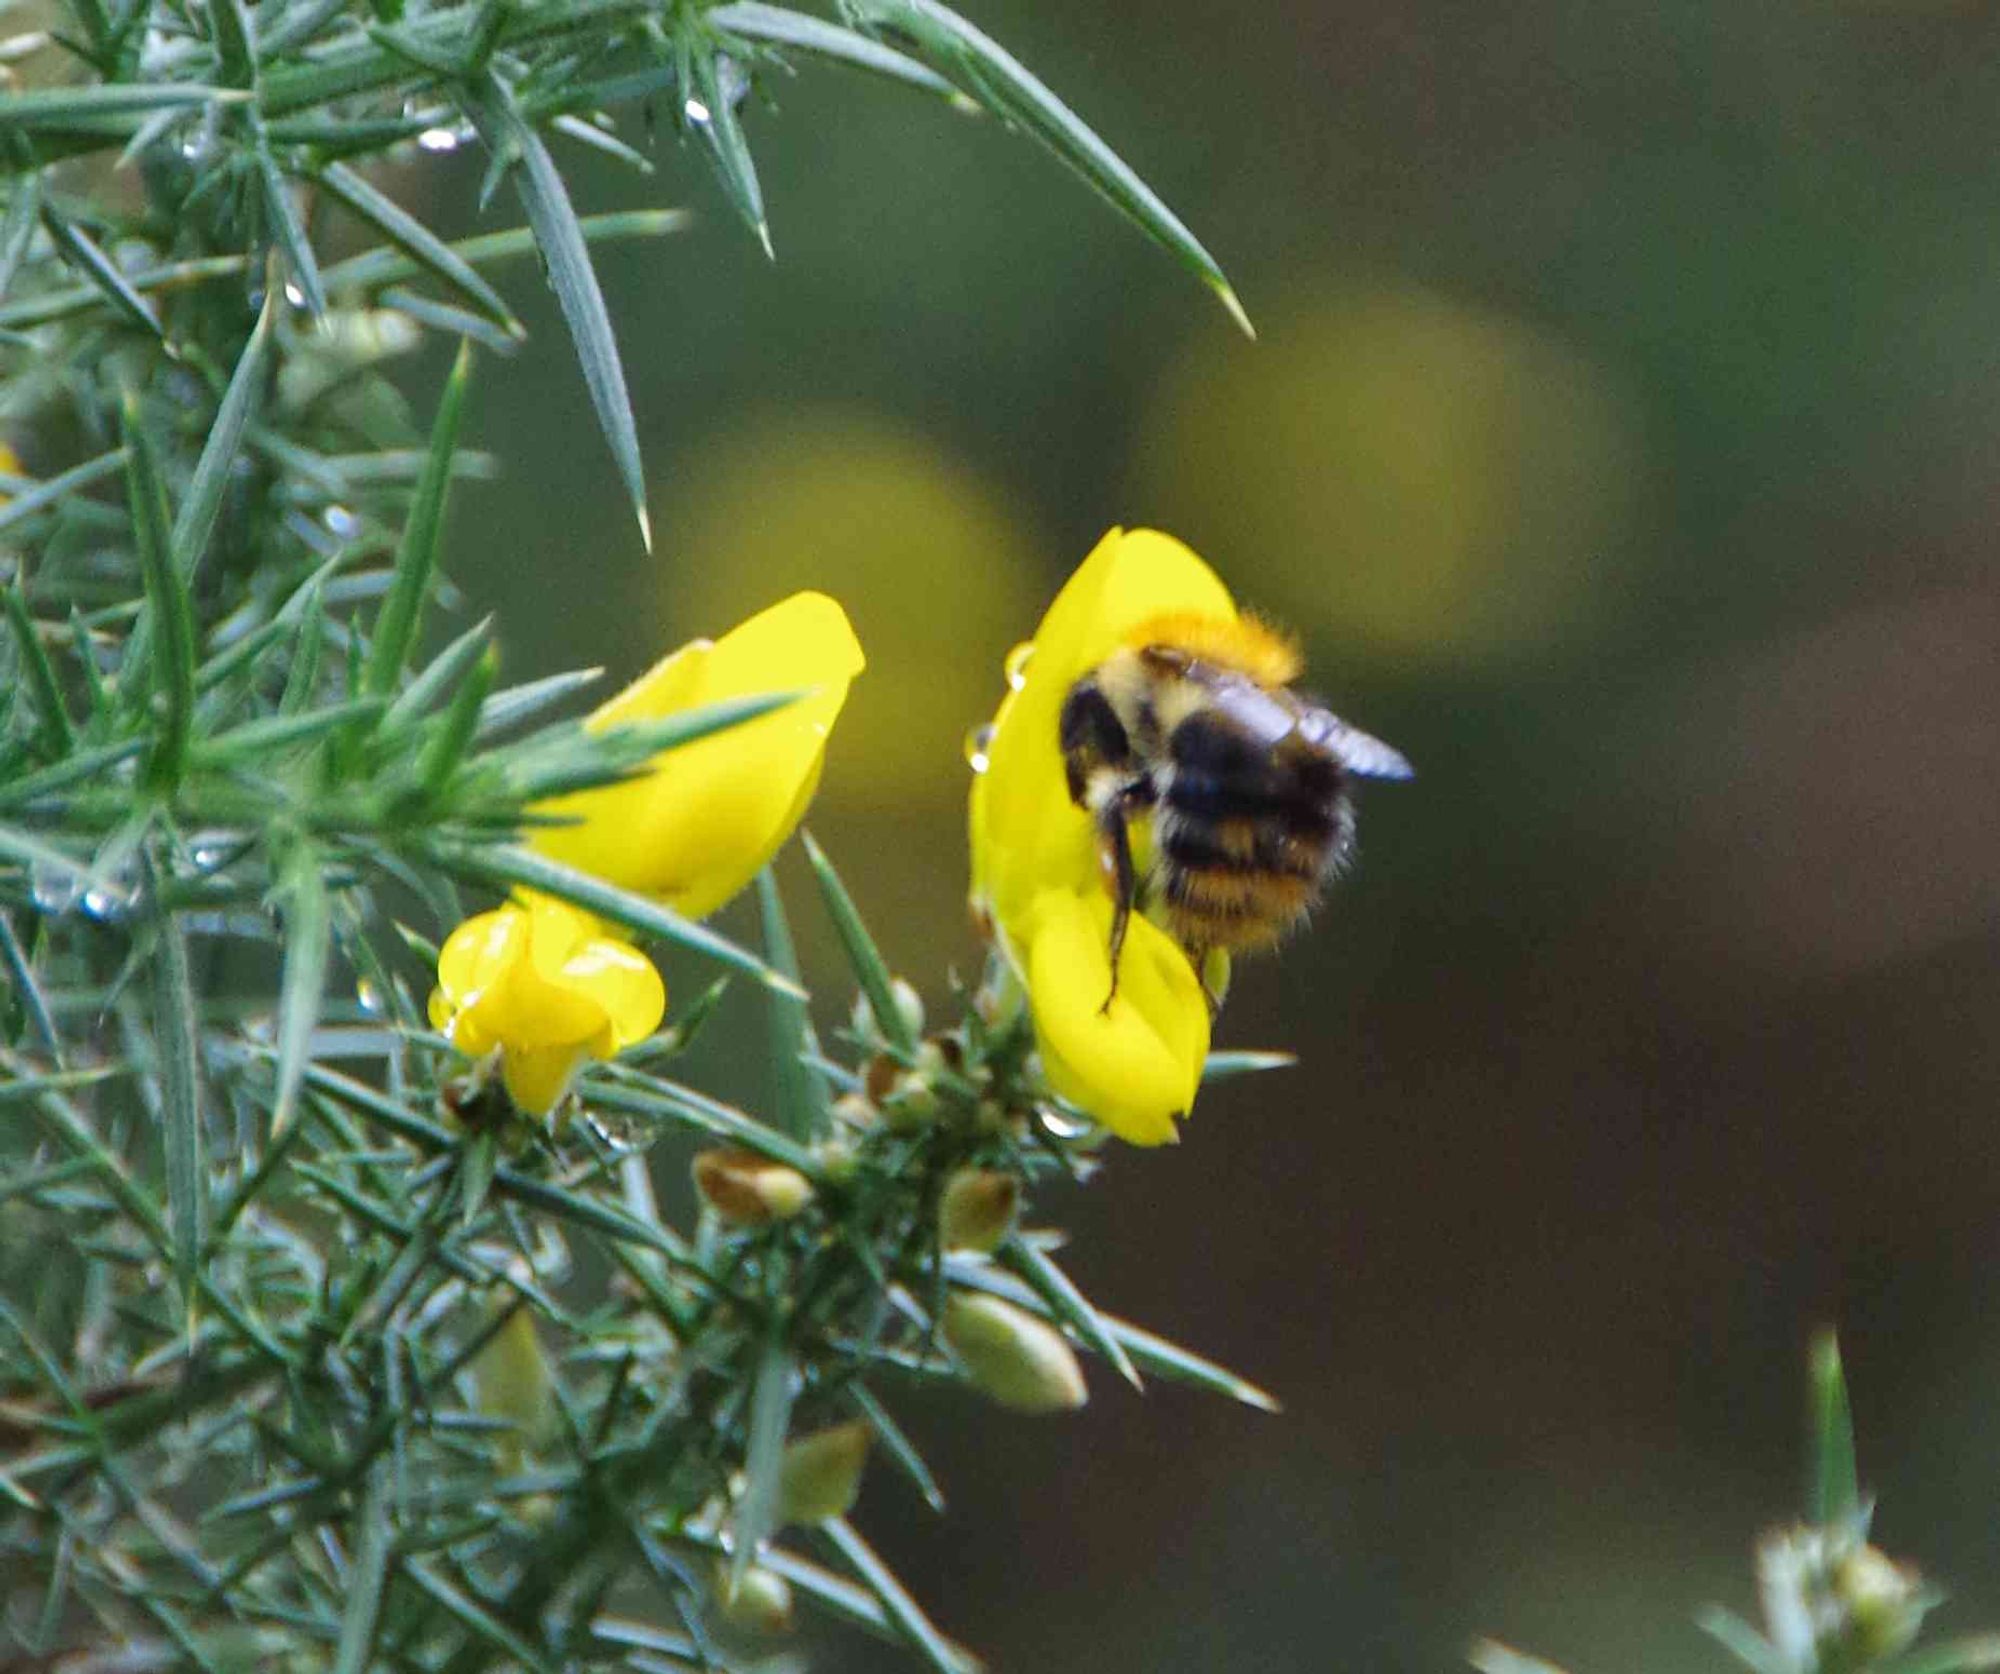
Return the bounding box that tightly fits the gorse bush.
[7,0,1995,1670]
[0,0,1273,1666]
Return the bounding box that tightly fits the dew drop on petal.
[963,723,995,774]
[322,504,359,538]
[1003,641,1035,690]
[1038,1106,1094,1141]
[284,283,306,308]
[683,97,712,124]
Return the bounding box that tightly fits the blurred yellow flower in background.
[429,893,666,1115]
[1131,286,1641,666]
[660,410,1043,808]
[969,527,1229,1145]
[531,592,864,920]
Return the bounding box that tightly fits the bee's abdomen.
[1159,857,1317,951]
[1157,711,1351,951]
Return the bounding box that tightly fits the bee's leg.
[1094,803,1139,1014]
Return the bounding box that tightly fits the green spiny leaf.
[847,1383,944,1513]
[403,1558,561,1674]
[0,84,249,131]
[2,586,73,760]
[1879,1638,2000,1674]
[364,337,473,697]
[318,160,523,336]
[40,203,164,341]
[147,849,207,1326]
[709,2,962,101]
[171,287,276,580]
[472,78,650,550]
[271,843,331,1135]
[475,667,604,739]
[999,1234,1140,1391]
[417,642,498,795]
[1808,1329,1859,1528]
[0,171,42,299]
[256,147,327,320]
[732,1327,794,1595]
[756,866,831,1141]
[1694,1607,1789,1674]
[588,1075,823,1179]
[382,617,495,735]
[818,1517,973,1674]
[688,46,771,257]
[123,398,194,786]
[209,0,256,84]
[0,910,61,1063]
[1201,1050,1297,1082]
[947,1256,1278,1411]
[841,0,1250,334]
[196,698,387,761]
[0,448,128,542]
[800,829,912,1054]
[319,208,690,297]
[331,1463,394,1674]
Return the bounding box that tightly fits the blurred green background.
[434,1,2000,1666]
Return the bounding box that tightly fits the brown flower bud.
[938,1169,1020,1252]
[692,1149,815,1226]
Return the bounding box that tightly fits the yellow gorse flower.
[530,591,865,920]
[969,528,1232,1146]
[428,892,666,1115]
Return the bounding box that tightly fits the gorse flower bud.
[531,592,864,920]
[941,1292,1088,1413]
[1832,1544,1929,1664]
[776,1421,871,1525]
[468,1306,557,1472]
[429,893,666,1116]
[968,529,1228,1145]
[1757,1523,1936,1674]
[715,1562,794,1634]
[938,1169,1020,1252]
[692,1148,816,1225]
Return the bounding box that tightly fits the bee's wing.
[1293,708,1414,780]
[1198,672,1305,751]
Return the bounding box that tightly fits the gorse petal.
[564,936,671,1054]
[431,895,666,1115]
[532,591,864,918]
[969,528,1237,1144]
[1027,891,1207,1146]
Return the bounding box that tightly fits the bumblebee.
[1058,611,1411,1003]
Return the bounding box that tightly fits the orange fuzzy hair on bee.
[1122,610,1302,687]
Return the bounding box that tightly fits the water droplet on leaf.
[30,864,79,917]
